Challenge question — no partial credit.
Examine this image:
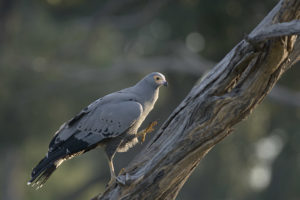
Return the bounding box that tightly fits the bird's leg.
[118,168,126,176]
[105,140,121,188]
[106,157,128,186]
[105,139,128,186]
[137,121,158,143]
[106,156,117,187]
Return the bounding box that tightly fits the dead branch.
[94,0,300,199]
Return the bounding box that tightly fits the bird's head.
[144,72,168,88]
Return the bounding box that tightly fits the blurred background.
[1,0,300,199]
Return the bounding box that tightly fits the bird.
[27,72,168,189]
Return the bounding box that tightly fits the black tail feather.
[28,163,57,189]
[28,134,100,189]
[28,150,65,189]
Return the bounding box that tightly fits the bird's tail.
[27,162,57,189]
[27,150,65,189]
[27,135,99,189]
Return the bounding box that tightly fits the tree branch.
[98,1,300,198]
[246,20,300,44]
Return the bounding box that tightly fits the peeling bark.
[94,0,300,199]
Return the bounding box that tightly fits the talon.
[138,121,158,143]
[146,121,158,133]
[115,173,135,186]
[141,133,146,143]
[116,176,126,185]
[118,168,126,176]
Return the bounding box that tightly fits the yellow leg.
[106,158,116,187]
[118,168,126,176]
[137,121,158,143]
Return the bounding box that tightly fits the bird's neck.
[133,81,159,105]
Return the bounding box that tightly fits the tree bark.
[95,0,300,199]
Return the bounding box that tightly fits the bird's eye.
[153,75,162,82]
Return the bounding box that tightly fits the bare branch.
[246,20,300,44]
[94,0,300,199]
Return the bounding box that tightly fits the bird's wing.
[74,100,143,143]
[48,98,102,150]
[49,98,143,151]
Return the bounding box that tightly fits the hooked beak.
[163,81,168,87]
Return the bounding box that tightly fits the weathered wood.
[95,0,300,199]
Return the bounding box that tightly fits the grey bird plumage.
[28,72,167,188]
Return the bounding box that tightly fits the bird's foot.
[106,171,132,187]
[118,168,126,176]
[116,175,127,185]
[106,177,116,188]
[116,173,134,186]
[138,121,158,143]
[145,121,158,134]
[115,168,129,185]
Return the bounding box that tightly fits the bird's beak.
[163,81,168,87]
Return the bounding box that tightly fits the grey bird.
[27,72,167,189]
